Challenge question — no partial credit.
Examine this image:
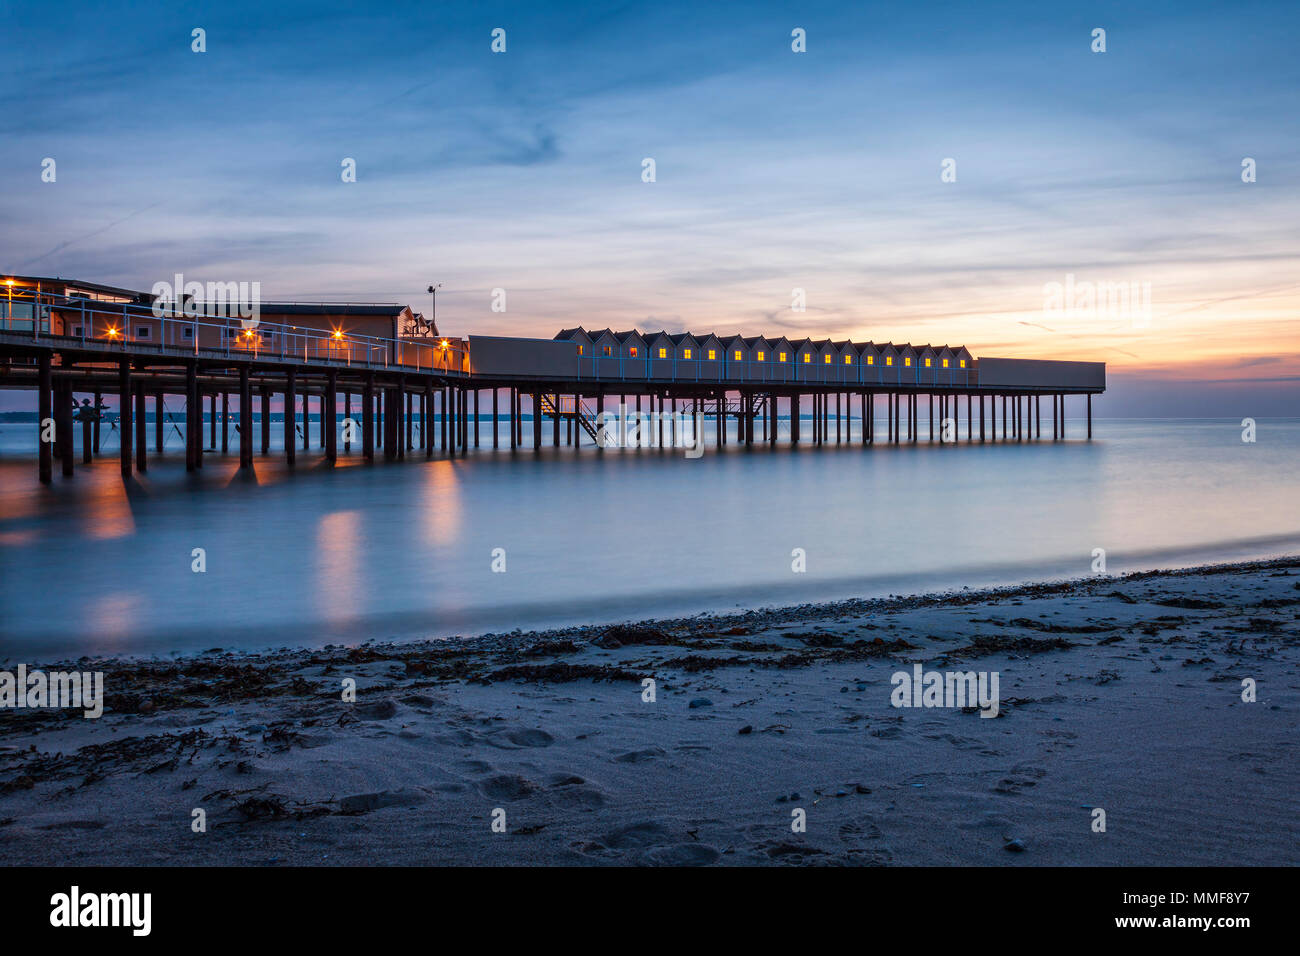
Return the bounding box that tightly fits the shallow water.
[1,416,1297,660]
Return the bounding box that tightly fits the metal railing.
[0,286,470,375]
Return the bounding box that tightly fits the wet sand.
[1,557,1297,866]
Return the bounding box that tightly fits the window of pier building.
[757,351,765,361]
[734,350,742,361]
[925,357,932,367]
[708,349,716,360]
[658,347,667,358]
[629,347,638,358]
[779,352,787,362]
[803,353,811,363]
[844,355,852,364]
[904,357,912,367]
[824,354,831,364]
[683,348,692,359]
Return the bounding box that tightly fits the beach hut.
[588,328,622,378]
[857,342,882,385]
[916,345,938,386]
[669,332,702,380]
[790,337,815,381]
[878,343,900,384]
[615,330,648,379]
[767,336,794,383]
[644,330,675,379]
[951,345,972,386]
[555,327,595,377]
[833,340,858,384]
[694,332,725,381]
[741,336,771,381]
[897,344,918,385]
[721,334,751,380]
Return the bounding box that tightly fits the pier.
[0,277,1105,483]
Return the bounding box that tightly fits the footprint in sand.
[477,773,540,801]
[484,728,555,749]
[612,746,666,764]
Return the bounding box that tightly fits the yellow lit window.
[942,358,949,368]
[844,355,852,364]
[577,345,584,355]
[629,347,638,358]
[823,354,831,364]
[708,349,716,360]
[757,351,765,361]
[959,359,966,368]
[658,347,667,358]
[734,350,742,361]
[683,348,692,359]
[886,356,893,366]
[779,352,786,362]
[924,357,931,367]
[603,345,612,356]
[905,357,912,367]
[803,353,811,363]
[867,355,874,365]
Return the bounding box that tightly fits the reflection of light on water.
[85,477,135,540]
[0,530,36,546]
[317,509,361,625]
[87,593,143,653]
[421,461,462,547]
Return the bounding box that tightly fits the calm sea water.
[2,417,1297,660]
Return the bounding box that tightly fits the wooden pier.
[0,281,1105,484]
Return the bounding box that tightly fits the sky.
[1,0,1298,415]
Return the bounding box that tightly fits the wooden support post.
[284,369,297,466]
[208,392,216,450]
[56,380,74,476]
[325,370,337,463]
[1087,394,1092,439]
[81,401,93,464]
[475,389,481,448]
[508,388,516,450]
[362,377,374,461]
[383,389,396,460]
[493,387,501,449]
[1060,395,1066,439]
[185,364,197,471]
[135,383,147,472]
[596,392,605,450]
[240,366,253,468]
[92,390,102,454]
[118,360,132,477]
[221,391,229,453]
[302,389,310,452]
[552,392,560,446]
[38,353,52,483]
[405,390,413,451]
[257,388,267,454]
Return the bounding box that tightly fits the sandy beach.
[1,557,1297,866]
